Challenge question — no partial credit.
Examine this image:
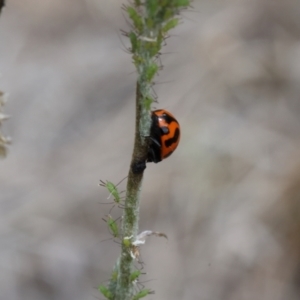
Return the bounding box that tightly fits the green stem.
[103,2,191,299]
[115,83,150,300]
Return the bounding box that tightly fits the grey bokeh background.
[2,0,300,299]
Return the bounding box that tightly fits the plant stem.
[115,82,150,300]
[105,2,191,299]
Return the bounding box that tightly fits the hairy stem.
[115,83,150,300]
[102,2,191,300]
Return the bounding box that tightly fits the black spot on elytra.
[161,113,177,124]
[165,128,180,147]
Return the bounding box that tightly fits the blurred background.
[1,0,300,299]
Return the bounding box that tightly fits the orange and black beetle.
[147,109,180,163]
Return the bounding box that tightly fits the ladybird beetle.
[147,109,180,163]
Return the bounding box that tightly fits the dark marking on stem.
[131,160,147,174]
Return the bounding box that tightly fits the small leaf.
[142,39,160,58]
[143,97,153,110]
[127,6,144,33]
[133,54,144,67]
[130,270,141,282]
[146,0,158,18]
[132,289,153,300]
[146,63,159,82]
[162,18,179,33]
[129,32,139,53]
[98,285,113,300]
